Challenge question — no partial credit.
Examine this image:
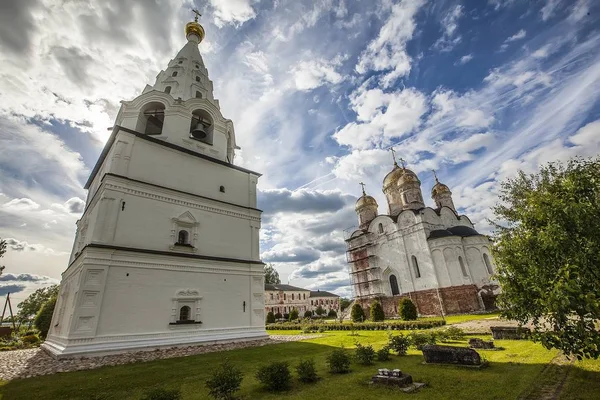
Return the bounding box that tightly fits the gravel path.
[451,317,533,334]
[0,334,321,381]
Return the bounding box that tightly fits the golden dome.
[383,164,405,191]
[356,194,378,211]
[432,181,451,197]
[397,168,420,186]
[185,21,205,42]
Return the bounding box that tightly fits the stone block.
[468,338,495,349]
[422,344,482,365]
[490,326,530,340]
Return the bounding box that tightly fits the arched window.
[196,91,202,98]
[459,256,468,277]
[219,185,225,193]
[389,274,400,295]
[303,293,306,300]
[177,230,189,245]
[292,294,294,300]
[483,253,494,274]
[378,223,384,234]
[284,294,286,300]
[172,71,178,77]
[139,102,166,135]
[179,306,191,321]
[411,256,421,278]
[178,60,183,64]
[196,76,201,82]
[164,86,171,94]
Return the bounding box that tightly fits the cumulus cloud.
[2,238,68,256]
[505,29,527,43]
[0,273,59,297]
[208,0,256,26]
[2,198,40,211]
[51,197,85,215]
[290,55,346,91]
[355,0,425,86]
[433,5,464,52]
[290,256,347,279]
[260,188,353,215]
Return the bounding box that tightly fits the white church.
[43,14,267,357]
[347,157,499,317]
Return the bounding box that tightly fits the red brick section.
[357,284,485,318]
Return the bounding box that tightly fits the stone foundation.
[358,284,484,317]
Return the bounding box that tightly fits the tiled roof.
[309,290,339,298]
[264,283,309,292]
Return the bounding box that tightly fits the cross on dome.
[359,181,366,195]
[388,147,398,167]
[192,8,202,22]
[432,169,439,182]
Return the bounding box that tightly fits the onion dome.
[185,10,205,43]
[431,170,452,197]
[355,184,378,211]
[397,167,420,186]
[383,163,405,191]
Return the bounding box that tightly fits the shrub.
[317,325,326,333]
[289,308,299,321]
[388,333,410,355]
[327,309,337,318]
[140,388,182,400]
[398,298,418,321]
[304,310,312,318]
[295,359,318,383]
[351,303,365,322]
[34,296,57,338]
[315,305,325,316]
[376,346,391,361]
[274,312,282,320]
[444,326,465,340]
[205,360,243,400]
[354,342,376,365]
[370,301,385,322]
[21,335,40,345]
[266,311,275,324]
[256,361,291,392]
[327,348,351,374]
[409,331,437,350]
[264,320,445,331]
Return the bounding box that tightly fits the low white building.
[264,284,340,316]
[43,16,266,358]
[347,161,499,317]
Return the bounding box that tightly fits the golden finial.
[185,8,205,43]
[359,182,366,196]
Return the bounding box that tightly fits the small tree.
[274,312,282,320]
[289,308,299,321]
[295,359,318,383]
[398,298,417,321]
[256,361,291,391]
[350,303,365,322]
[266,311,275,324]
[315,305,325,316]
[34,296,57,338]
[354,342,376,365]
[326,348,351,374]
[17,285,59,324]
[205,360,243,400]
[327,309,337,318]
[370,301,385,322]
[264,264,281,285]
[492,157,600,359]
[339,298,351,311]
[303,310,312,318]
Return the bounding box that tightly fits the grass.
[3,329,597,400]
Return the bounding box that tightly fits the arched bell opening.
[189,109,214,145]
[137,101,166,135]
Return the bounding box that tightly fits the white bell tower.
[43,11,266,358]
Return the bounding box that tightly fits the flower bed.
[266,320,445,331]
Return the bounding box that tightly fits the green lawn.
[3,329,599,400]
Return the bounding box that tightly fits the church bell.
[191,122,208,139]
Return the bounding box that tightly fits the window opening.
[411,256,421,278]
[196,76,200,82]
[179,306,191,321]
[164,86,171,94]
[172,71,178,77]
[219,185,225,193]
[458,256,468,277]
[483,253,494,274]
[196,91,202,98]
[378,223,384,234]
[177,230,189,245]
[389,274,400,295]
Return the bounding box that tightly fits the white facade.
[43,19,267,357]
[264,284,340,316]
[348,165,499,315]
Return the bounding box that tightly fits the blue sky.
[1,0,599,302]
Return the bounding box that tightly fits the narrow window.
[178,60,183,64]
[177,230,189,245]
[303,293,305,300]
[172,71,178,77]
[378,223,384,234]
[219,185,225,193]
[270,293,273,300]
[411,256,421,278]
[292,294,294,300]
[164,86,171,94]
[179,305,191,321]
[196,91,202,98]
[483,253,494,274]
[459,256,468,277]
[196,76,200,82]
[389,274,400,295]
[284,294,286,300]
[196,64,199,68]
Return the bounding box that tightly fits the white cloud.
[541,0,562,21]
[2,198,40,211]
[290,55,346,91]
[208,0,256,26]
[355,0,425,86]
[433,5,464,52]
[456,54,474,65]
[505,29,527,43]
[568,0,590,22]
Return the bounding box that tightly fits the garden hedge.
[265,320,445,331]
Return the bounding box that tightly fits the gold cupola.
[431,170,456,212]
[356,183,378,230]
[185,9,205,43]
